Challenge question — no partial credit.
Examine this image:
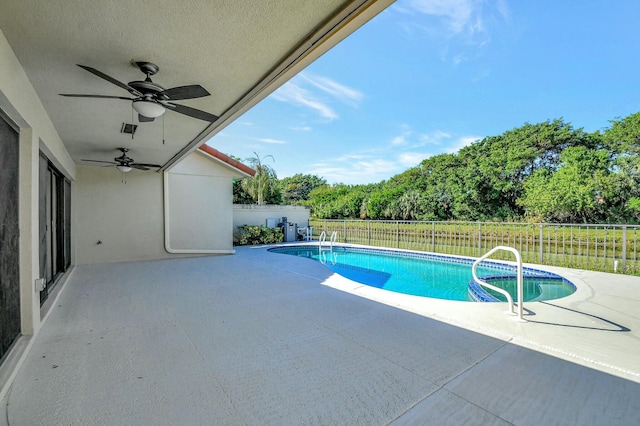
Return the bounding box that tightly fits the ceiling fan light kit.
[132,99,165,118]
[116,165,133,173]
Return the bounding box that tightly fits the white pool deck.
[2,243,640,425]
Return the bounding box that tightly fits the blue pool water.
[269,245,576,302]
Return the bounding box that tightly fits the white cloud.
[272,82,338,120]
[256,138,287,145]
[416,130,452,146]
[391,136,406,146]
[418,133,480,154]
[390,124,413,146]
[334,153,371,162]
[291,125,312,132]
[407,0,476,34]
[410,132,481,156]
[309,158,399,184]
[271,73,363,121]
[299,74,364,107]
[397,152,428,167]
[495,0,511,23]
[400,0,510,65]
[305,128,482,184]
[446,135,479,153]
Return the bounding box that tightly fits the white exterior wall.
[233,204,311,229]
[165,152,240,253]
[73,166,169,265]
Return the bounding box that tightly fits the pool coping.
[269,243,577,303]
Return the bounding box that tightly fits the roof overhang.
[0,0,394,173]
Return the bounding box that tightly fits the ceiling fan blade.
[77,64,142,96]
[164,102,219,122]
[160,85,210,100]
[60,94,133,100]
[138,114,155,123]
[81,159,117,165]
[132,163,162,168]
[82,159,115,164]
[130,164,150,171]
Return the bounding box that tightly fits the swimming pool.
[269,245,576,302]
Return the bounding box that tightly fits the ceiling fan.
[82,148,161,173]
[60,62,219,123]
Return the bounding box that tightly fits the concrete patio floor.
[2,244,640,425]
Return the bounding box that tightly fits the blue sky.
[207,0,640,184]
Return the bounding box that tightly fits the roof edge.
[198,145,255,177]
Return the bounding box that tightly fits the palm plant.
[242,152,278,205]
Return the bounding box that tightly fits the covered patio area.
[3,246,639,425]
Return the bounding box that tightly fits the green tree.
[233,179,254,204]
[306,183,375,219]
[415,154,465,220]
[395,190,423,220]
[518,147,611,222]
[305,184,349,218]
[457,119,592,220]
[279,174,327,204]
[602,112,640,222]
[603,112,640,153]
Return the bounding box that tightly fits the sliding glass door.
[0,113,20,360]
[39,153,71,305]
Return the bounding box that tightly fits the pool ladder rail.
[318,231,338,251]
[472,245,525,322]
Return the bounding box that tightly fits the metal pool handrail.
[472,245,525,321]
[319,231,338,250]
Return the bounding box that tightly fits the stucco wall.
[165,152,239,253]
[73,166,169,265]
[233,204,310,229]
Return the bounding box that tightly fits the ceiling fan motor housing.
[134,61,159,76]
[128,80,166,97]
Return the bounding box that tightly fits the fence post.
[539,224,544,264]
[343,220,346,243]
[431,222,435,251]
[396,221,400,248]
[477,223,482,256]
[367,220,370,245]
[622,226,627,272]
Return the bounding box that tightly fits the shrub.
[234,225,284,245]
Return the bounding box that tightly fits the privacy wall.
[165,153,241,254]
[233,205,310,229]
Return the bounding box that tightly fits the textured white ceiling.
[0,0,391,170]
